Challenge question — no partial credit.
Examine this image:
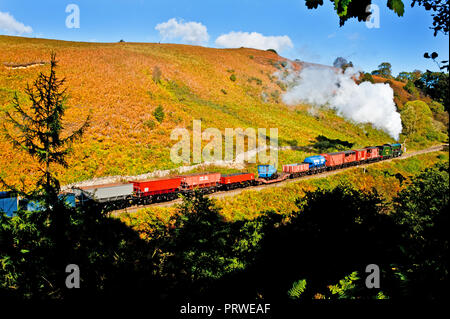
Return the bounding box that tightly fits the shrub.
[266,49,278,55]
[144,119,156,129]
[360,73,374,84]
[230,74,236,82]
[153,105,165,123]
[404,80,419,98]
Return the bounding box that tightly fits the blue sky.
[0,0,448,75]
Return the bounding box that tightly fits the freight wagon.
[220,173,255,190]
[365,147,380,161]
[133,177,182,204]
[0,192,18,217]
[303,155,326,170]
[354,149,368,162]
[180,172,221,192]
[257,165,278,179]
[343,150,357,166]
[321,152,345,169]
[73,183,134,209]
[283,163,310,178]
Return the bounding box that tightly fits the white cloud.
[215,31,293,52]
[0,11,32,35]
[155,18,209,45]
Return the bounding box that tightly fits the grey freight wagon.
[73,183,134,204]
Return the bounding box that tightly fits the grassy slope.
[0,36,428,187]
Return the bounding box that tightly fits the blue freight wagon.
[258,165,278,179]
[303,155,326,169]
[0,192,18,217]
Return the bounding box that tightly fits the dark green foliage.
[393,163,449,300]
[412,0,449,36]
[309,135,354,153]
[212,185,401,301]
[305,0,404,26]
[266,49,278,55]
[414,71,449,111]
[229,74,237,82]
[0,203,158,299]
[372,62,393,79]
[287,279,307,299]
[360,72,375,84]
[153,105,165,123]
[403,80,419,97]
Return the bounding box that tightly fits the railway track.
[112,144,447,215]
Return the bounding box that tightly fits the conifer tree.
[2,52,89,207]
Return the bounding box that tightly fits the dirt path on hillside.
[112,144,447,215]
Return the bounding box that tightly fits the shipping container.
[180,172,221,189]
[77,183,134,203]
[283,163,310,174]
[133,177,182,197]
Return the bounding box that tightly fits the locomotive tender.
[0,143,402,215]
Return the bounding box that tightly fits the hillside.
[0,35,431,187]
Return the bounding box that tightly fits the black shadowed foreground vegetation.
[1,162,448,303]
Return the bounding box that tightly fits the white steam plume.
[278,64,402,140]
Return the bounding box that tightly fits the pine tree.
[2,52,89,207]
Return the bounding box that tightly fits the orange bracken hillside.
[0,36,400,187]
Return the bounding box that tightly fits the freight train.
[0,143,403,216]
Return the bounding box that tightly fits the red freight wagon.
[343,150,357,164]
[220,173,255,185]
[321,152,345,167]
[354,149,368,162]
[283,163,310,174]
[365,147,380,160]
[180,172,221,189]
[133,177,182,197]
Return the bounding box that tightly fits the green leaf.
[387,0,405,17]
